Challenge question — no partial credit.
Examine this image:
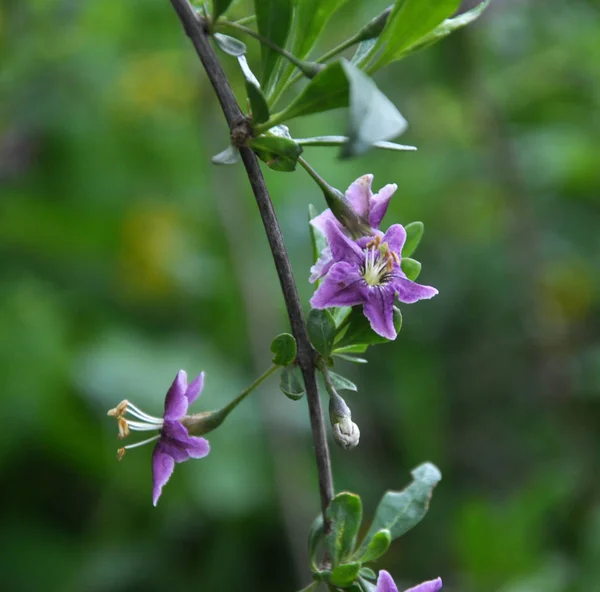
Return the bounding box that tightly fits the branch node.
[231,118,253,148]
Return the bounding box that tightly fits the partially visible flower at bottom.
[376,570,442,592]
[107,370,210,506]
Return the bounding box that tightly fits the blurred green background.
[1,0,599,591]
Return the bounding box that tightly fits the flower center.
[361,237,399,287]
[107,400,163,460]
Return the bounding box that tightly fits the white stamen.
[125,402,164,424]
[127,420,163,432]
[362,247,390,286]
[123,435,161,450]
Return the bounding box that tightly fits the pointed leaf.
[370,0,461,71]
[333,353,368,364]
[357,463,442,555]
[270,333,297,366]
[402,221,424,258]
[326,492,363,567]
[211,145,240,165]
[214,32,247,56]
[212,0,234,22]
[307,309,336,357]
[246,80,270,124]
[328,371,357,392]
[254,0,293,89]
[280,365,305,400]
[359,567,377,580]
[333,344,368,355]
[250,135,303,172]
[335,306,402,348]
[329,563,361,587]
[352,38,377,67]
[353,529,391,563]
[308,514,324,571]
[401,258,421,281]
[340,60,407,157]
[296,136,417,151]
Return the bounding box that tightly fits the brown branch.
[168,0,334,518]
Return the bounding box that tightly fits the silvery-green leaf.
[211,144,240,165]
[214,32,247,56]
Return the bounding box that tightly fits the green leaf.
[402,221,424,258]
[402,0,491,55]
[270,333,297,366]
[357,463,442,555]
[274,61,350,121]
[212,0,234,22]
[333,353,368,364]
[291,0,351,61]
[254,0,293,90]
[340,60,407,157]
[328,371,357,392]
[369,0,462,71]
[279,365,305,400]
[308,514,324,571]
[351,38,377,67]
[246,80,270,125]
[401,258,421,281]
[308,204,328,265]
[295,136,417,152]
[213,32,247,56]
[353,529,391,563]
[250,135,303,172]
[335,306,402,349]
[358,567,377,580]
[307,309,336,357]
[329,562,361,587]
[211,144,240,165]
[333,344,368,354]
[326,492,363,567]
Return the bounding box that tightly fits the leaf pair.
[270,333,305,400]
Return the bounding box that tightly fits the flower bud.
[321,184,371,238]
[355,6,392,42]
[329,392,360,450]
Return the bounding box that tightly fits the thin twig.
[168,0,334,519]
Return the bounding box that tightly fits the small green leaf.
[369,0,462,71]
[213,32,247,56]
[254,0,293,91]
[333,344,368,354]
[295,136,417,152]
[212,0,234,22]
[357,463,442,555]
[308,514,324,571]
[309,204,328,265]
[340,60,407,157]
[333,353,368,364]
[280,366,305,400]
[402,221,424,257]
[335,306,402,348]
[402,0,491,56]
[401,258,421,281]
[307,309,336,357]
[326,492,363,567]
[328,371,357,392]
[353,529,391,563]
[351,38,377,66]
[359,567,377,580]
[250,135,303,172]
[270,333,297,366]
[329,562,361,587]
[246,80,270,124]
[211,144,240,165]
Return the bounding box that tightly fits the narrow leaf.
[329,563,361,587]
[357,463,442,555]
[307,308,336,357]
[328,371,358,392]
[211,145,240,165]
[295,136,417,152]
[402,221,424,258]
[280,366,305,400]
[308,514,324,571]
[212,0,234,22]
[333,353,368,364]
[353,529,391,563]
[351,38,377,67]
[326,492,363,567]
[270,333,297,366]
[401,258,421,281]
[359,567,377,580]
[246,80,270,124]
[254,0,293,89]
[333,344,368,355]
[213,32,247,56]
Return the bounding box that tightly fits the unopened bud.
[298,61,325,79]
[329,392,360,450]
[181,410,226,436]
[356,6,392,42]
[321,184,371,238]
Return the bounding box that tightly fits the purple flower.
[108,370,210,506]
[376,570,442,592]
[310,174,397,282]
[310,221,437,340]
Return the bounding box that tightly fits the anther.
[116,448,126,461]
[107,400,128,418]
[118,417,130,439]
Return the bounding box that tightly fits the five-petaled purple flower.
[310,174,397,282]
[376,570,442,592]
[108,370,210,506]
[310,220,437,340]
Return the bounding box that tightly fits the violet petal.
[152,446,175,506]
[363,285,397,339]
[383,223,407,255]
[376,570,398,592]
[345,173,373,217]
[310,262,366,309]
[325,221,364,265]
[163,370,189,420]
[185,372,205,405]
[309,246,334,283]
[310,208,340,235]
[403,578,443,592]
[392,276,439,304]
[369,183,397,228]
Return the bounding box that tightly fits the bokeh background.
[2,0,599,590]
